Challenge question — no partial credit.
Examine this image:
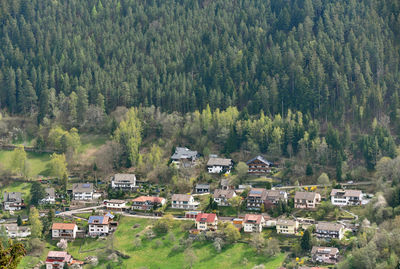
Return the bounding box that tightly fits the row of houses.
[170,147,272,174]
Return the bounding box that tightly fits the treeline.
[0,0,400,125]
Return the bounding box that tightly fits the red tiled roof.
[132,196,165,203]
[52,223,77,230]
[244,214,263,224]
[195,213,217,223]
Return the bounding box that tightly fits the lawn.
[78,134,108,153]
[0,150,51,177]
[105,217,286,269]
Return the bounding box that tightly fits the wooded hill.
[0,0,400,126]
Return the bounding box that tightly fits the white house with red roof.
[243,214,265,233]
[131,196,166,211]
[51,223,78,240]
[45,251,83,269]
[195,213,218,231]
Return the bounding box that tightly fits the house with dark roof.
[294,191,321,209]
[195,184,210,194]
[195,213,218,231]
[213,189,236,206]
[88,216,110,236]
[311,246,339,264]
[52,223,78,240]
[131,196,166,211]
[243,214,265,233]
[171,147,198,168]
[207,158,233,174]
[111,174,137,190]
[246,188,287,210]
[72,183,94,200]
[316,222,344,240]
[246,156,272,174]
[330,189,363,206]
[171,194,199,210]
[3,192,24,211]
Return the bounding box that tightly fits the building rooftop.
[276,219,297,226]
[317,222,343,232]
[52,223,77,230]
[311,246,339,255]
[72,183,94,193]
[171,147,198,160]
[132,196,165,203]
[172,194,192,202]
[195,184,210,189]
[88,216,109,225]
[45,188,55,197]
[331,189,362,197]
[295,191,319,200]
[246,155,271,166]
[195,213,217,223]
[213,189,236,199]
[112,174,136,183]
[207,157,232,166]
[3,192,22,203]
[244,214,263,224]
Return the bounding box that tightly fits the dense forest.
[0,0,400,125]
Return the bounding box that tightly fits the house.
[276,219,299,235]
[1,224,31,238]
[207,158,233,173]
[243,214,265,233]
[195,184,210,194]
[246,156,272,174]
[72,183,94,200]
[3,192,24,211]
[88,216,110,236]
[294,192,321,209]
[171,147,198,168]
[111,174,136,190]
[195,213,218,231]
[105,199,128,211]
[171,194,199,210]
[51,223,78,240]
[316,222,345,240]
[311,246,339,264]
[131,196,166,211]
[330,189,363,206]
[40,188,56,204]
[213,189,236,206]
[45,251,83,269]
[246,188,287,210]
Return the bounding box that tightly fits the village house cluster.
[1,149,369,268]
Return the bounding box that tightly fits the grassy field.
[0,150,51,177]
[78,134,108,153]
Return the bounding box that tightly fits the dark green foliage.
[30,181,46,206]
[306,163,313,176]
[17,215,22,226]
[300,229,312,251]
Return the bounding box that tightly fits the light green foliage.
[114,108,142,166]
[223,222,241,243]
[317,172,330,185]
[48,153,68,179]
[29,207,43,238]
[236,161,248,182]
[48,127,81,153]
[10,145,28,177]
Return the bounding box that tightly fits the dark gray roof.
[45,188,55,198]
[246,155,271,166]
[295,191,319,200]
[317,222,343,231]
[207,158,232,166]
[172,194,192,202]
[213,189,235,199]
[73,183,94,193]
[171,147,198,160]
[311,246,339,255]
[4,192,22,203]
[113,174,136,183]
[196,184,210,189]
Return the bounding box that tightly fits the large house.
[111,174,136,190]
[316,222,345,240]
[1,224,31,238]
[195,213,218,231]
[311,246,339,264]
[246,188,287,210]
[276,219,299,235]
[330,189,363,206]
[3,192,24,211]
[88,216,110,236]
[171,147,198,168]
[40,188,56,204]
[51,223,78,240]
[131,196,166,211]
[171,194,199,210]
[246,156,272,174]
[243,214,265,233]
[45,251,83,269]
[207,158,233,174]
[72,183,94,200]
[213,189,236,206]
[294,192,321,209]
[105,199,128,211]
